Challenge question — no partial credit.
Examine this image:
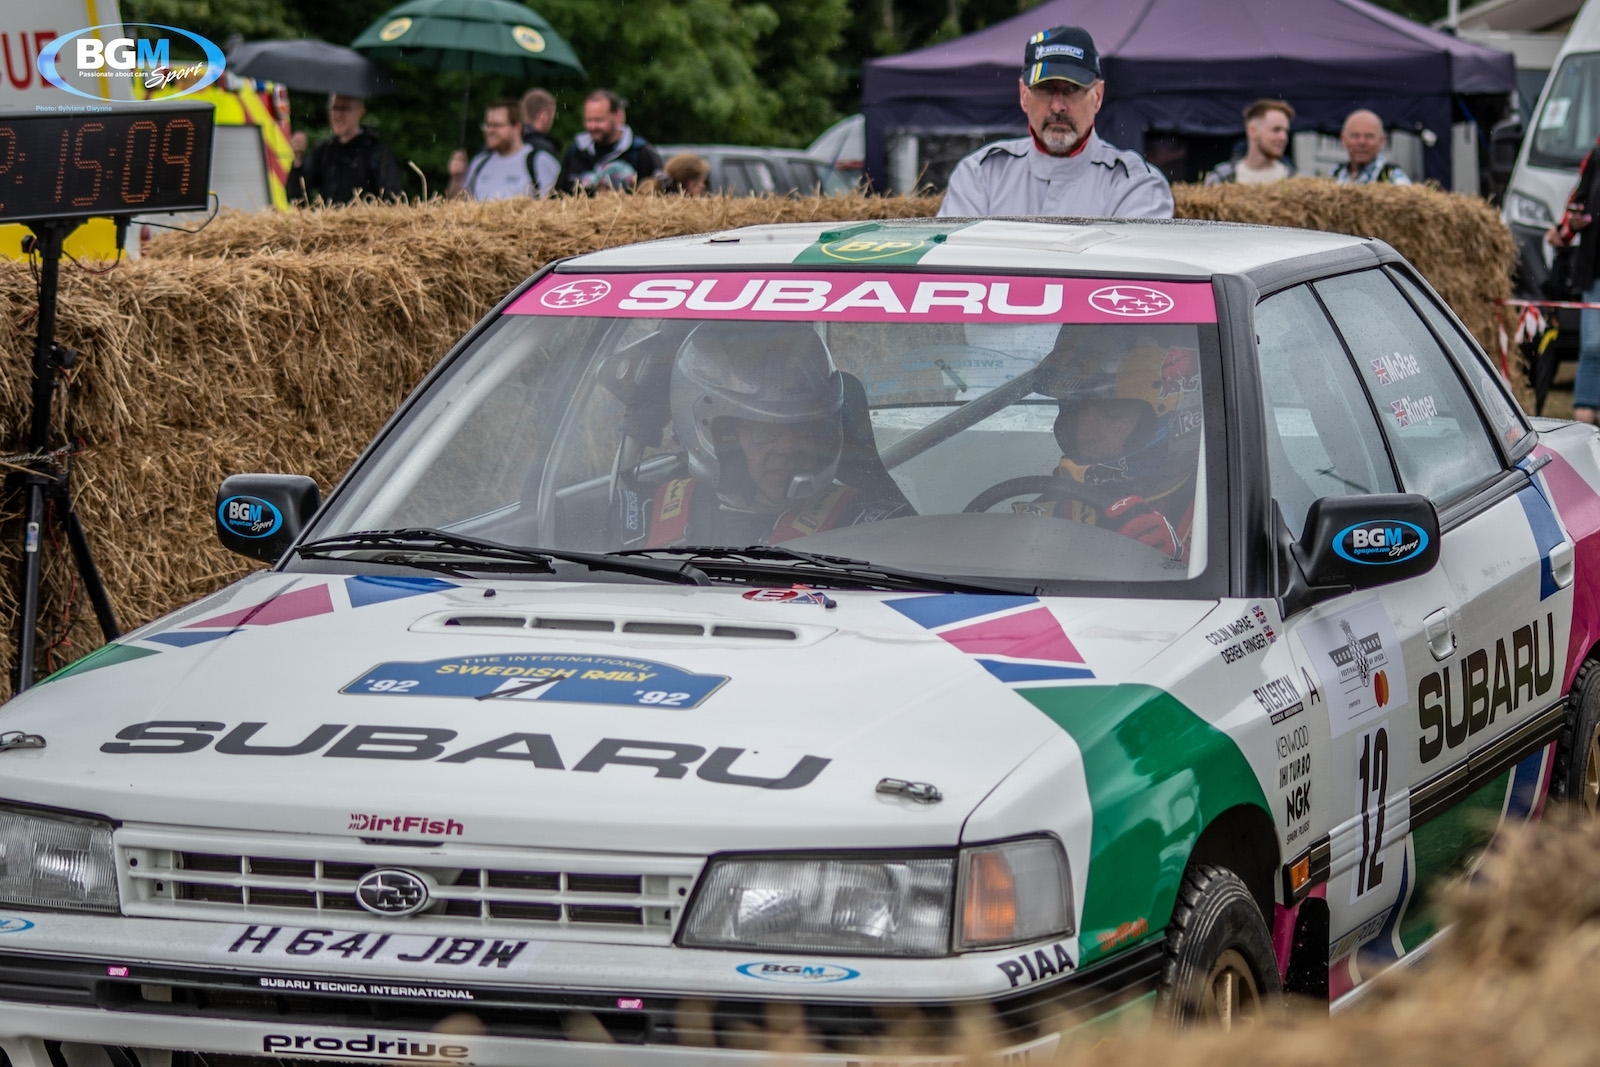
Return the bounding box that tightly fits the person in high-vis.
[634,324,907,548]
[938,25,1173,220]
[1016,328,1203,560]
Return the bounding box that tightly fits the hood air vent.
[433,613,795,641]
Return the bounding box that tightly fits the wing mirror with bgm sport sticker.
[1279,494,1440,616]
[216,474,320,563]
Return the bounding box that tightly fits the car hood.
[0,573,1213,853]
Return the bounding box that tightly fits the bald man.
[1331,110,1410,185]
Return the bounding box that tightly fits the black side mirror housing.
[1281,494,1440,616]
[216,474,320,563]
[1489,115,1523,185]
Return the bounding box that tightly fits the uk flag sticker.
[885,595,1093,683]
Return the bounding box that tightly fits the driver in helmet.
[1022,328,1202,559]
[637,322,905,547]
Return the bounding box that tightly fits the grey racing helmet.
[669,322,845,504]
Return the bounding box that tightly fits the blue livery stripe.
[885,594,1038,629]
[1505,748,1547,820]
[1515,485,1565,601]
[346,574,456,608]
[145,630,234,648]
[977,659,1094,682]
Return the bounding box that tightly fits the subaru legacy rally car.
[0,217,1596,1066]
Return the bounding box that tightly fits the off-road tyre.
[1552,659,1600,814]
[1156,864,1281,1030]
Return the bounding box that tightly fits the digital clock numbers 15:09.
[0,106,215,224]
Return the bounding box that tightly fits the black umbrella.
[229,39,397,97]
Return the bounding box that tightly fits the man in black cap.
[938,26,1172,219]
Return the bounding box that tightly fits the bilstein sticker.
[342,653,729,709]
[1333,520,1428,566]
[736,961,859,984]
[218,496,283,540]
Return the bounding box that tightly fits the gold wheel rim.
[1201,949,1261,1031]
[1584,728,1600,815]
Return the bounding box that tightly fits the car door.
[1313,268,1570,959]
[1253,284,1460,998]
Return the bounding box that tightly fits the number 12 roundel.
[340,654,729,709]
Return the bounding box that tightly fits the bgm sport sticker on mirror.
[1332,520,1429,566]
[1296,598,1407,738]
[342,654,729,708]
[218,495,283,539]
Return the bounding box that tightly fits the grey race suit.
[938,131,1174,219]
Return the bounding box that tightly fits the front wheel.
[1553,660,1600,814]
[1156,865,1281,1029]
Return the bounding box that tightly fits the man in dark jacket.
[520,88,562,198]
[1549,139,1600,423]
[557,89,663,194]
[286,94,404,205]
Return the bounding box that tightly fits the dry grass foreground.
[0,182,1513,692]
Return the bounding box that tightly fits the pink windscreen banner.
[507,272,1217,324]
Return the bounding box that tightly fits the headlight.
[0,805,118,913]
[681,854,955,956]
[1506,190,1555,228]
[681,838,1073,957]
[955,838,1073,950]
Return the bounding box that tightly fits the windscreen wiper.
[612,545,1038,595]
[295,529,709,585]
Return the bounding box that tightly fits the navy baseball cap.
[1023,26,1100,87]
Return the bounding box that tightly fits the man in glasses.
[448,100,538,201]
[938,26,1172,219]
[287,94,404,205]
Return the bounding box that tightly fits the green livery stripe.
[791,221,974,265]
[1399,770,1509,952]
[40,642,159,684]
[1018,684,1272,966]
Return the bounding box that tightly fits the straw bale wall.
[0,182,1514,693]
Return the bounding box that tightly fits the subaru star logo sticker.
[1088,284,1175,317]
[540,278,613,309]
[354,869,430,917]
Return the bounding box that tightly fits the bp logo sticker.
[1333,520,1428,565]
[343,653,729,709]
[218,496,283,540]
[793,223,970,266]
[736,961,859,984]
[817,236,929,262]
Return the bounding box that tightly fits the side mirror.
[216,474,320,563]
[1281,494,1440,616]
[1489,115,1523,185]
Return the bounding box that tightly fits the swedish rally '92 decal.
[341,654,730,709]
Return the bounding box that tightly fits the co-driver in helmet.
[637,322,906,547]
[1020,327,1202,559]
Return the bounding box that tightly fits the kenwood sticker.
[341,653,729,709]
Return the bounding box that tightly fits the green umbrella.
[352,0,585,145]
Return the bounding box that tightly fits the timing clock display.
[0,103,216,224]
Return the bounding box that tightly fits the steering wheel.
[963,475,1110,514]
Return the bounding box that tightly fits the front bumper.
[0,945,1162,1064]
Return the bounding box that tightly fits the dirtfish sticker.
[342,654,729,709]
[1296,599,1406,737]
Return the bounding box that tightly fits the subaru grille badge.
[355,869,430,917]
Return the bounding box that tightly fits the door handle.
[1551,541,1576,591]
[1424,608,1455,661]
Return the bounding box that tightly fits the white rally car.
[0,217,1595,1066]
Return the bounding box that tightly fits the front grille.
[117,829,699,945]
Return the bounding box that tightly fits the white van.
[1504,0,1600,288]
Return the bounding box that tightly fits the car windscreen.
[1530,51,1600,171]
[308,270,1222,591]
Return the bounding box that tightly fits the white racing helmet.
[669,322,845,504]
